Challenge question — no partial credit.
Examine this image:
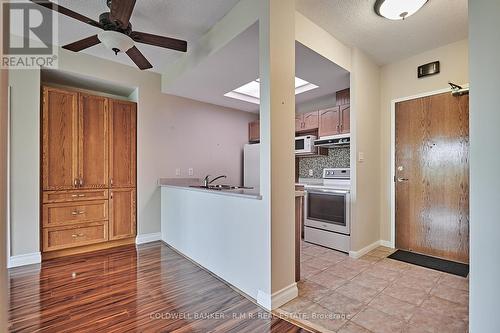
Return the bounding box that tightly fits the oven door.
[304,189,350,235]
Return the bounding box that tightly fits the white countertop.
[158,178,262,200]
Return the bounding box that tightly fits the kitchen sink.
[189,184,253,191]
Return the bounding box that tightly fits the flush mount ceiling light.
[374,0,428,20]
[224,77,318,105]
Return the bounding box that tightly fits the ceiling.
[39,0,242,73]
[163,23,350,113]
[296,0,468,65]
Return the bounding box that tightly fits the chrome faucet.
[203,175,227,187]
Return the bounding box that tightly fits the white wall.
[8,48,256,256]
[469,1,500,331]
[379,39,469,242]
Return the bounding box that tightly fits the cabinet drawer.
[43,222,108,251]
[43,200,108,227]
[43,190,108,203]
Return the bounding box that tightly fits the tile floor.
[279,241,469,333]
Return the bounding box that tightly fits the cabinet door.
[109,188,136,240]
[340,104,350,134]
[79,94,108,188]
[302,111,319,131]
[42,87,78,190]
[248,120,260,142]
[109,99,136,188]
[318,107,340,137]
[295,114,303,131]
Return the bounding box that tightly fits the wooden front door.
[79,94,108,189]
[109,99,136,188]
[395,92,469,263]
[42,87,78,190]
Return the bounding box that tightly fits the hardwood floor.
[8,242,307,333]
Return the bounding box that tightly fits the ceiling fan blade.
[29,0,101,28]
[130,31,187,52]
[126,46,152,70]
[110,0,136,28]
[62,35,100,52]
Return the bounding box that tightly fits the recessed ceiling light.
[224,77,318,105]
[374,0,428,20]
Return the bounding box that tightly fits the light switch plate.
[358,152,365,162]
[188,168,194,176]
[175,168,181,176]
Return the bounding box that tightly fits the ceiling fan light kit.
[97,30,134,55]
[30,0,187,70]
[374,0,428,20]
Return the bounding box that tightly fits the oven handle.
[305,189,350,195]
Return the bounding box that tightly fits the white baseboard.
[8,252,41,268]
[380,240,393,248]
[135,232,162,245]
[349,241,381,259]
[257,282,298,310]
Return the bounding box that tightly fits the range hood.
[314,133,350,148]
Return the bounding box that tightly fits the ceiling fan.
[30,0,188,70]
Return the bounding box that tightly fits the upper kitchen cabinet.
[79,94,109,189]
[336,88,350,106]
[340,104,350,134]
[109,99,137,188]
[318,107,341,137]
[296,111,319,133]
[42,87,79,190]
[248,120,260,143]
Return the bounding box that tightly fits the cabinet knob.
[74,179,78,188]
[79,178,83,187]
[71,210,78,216]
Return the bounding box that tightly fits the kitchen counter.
[158,178,262,200]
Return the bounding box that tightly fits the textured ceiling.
[39,0,241,72]
[164,24,350,113]
[296,0,468,65]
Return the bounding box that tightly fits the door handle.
[74,179,78,188]
[397,177,409,182]
[79,178,83,187]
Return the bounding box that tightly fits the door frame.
[389,84,469,248]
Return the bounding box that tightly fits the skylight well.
[224,77,318,105]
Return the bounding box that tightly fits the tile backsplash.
[298,146,350,178]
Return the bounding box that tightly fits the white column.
[469,0,500,332]
[258,0,297,310]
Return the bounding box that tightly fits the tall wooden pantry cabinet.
[41,86,136,259]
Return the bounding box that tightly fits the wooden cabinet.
[41,86,136,257]
[109,188,136,240]
[319,107,341,137]
[318,105,350,137]
[79,94,108,188]
[336,88,350,106]
[109,99,136,188]
[42,87,78,190]
[296,111,319,132]
[248,120,260,143]
[340,104,350,134]
[43,222,108,252]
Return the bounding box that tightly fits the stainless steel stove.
[302,168,351,253]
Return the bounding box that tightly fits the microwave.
[295,135,317,155]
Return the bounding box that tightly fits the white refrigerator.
[243,143,260,189]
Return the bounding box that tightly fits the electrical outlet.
[175,168,181,176]
[358,152,365,163]
[308,169,314,176]
[188,168,194,176]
